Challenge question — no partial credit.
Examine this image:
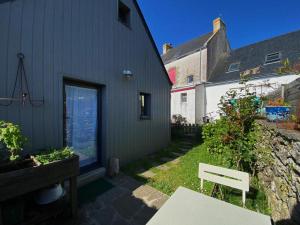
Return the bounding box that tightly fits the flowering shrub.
[203,83,263,173]
[267,97,290,106]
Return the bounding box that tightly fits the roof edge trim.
[133,0,172,86]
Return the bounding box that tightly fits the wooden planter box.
[0,155,79,225]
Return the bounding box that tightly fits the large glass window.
[65,84,99,167]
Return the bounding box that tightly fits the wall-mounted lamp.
[123,70,133,80]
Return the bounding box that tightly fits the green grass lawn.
[123,140,271,215]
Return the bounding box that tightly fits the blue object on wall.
[265,106,291,121]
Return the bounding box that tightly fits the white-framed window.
[181,93,187,103]
[265,52,281,64]
[187,75,194,84]
[227,62,240,73]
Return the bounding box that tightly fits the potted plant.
[265,98,291,122]
[32,147,74,166]
[0,121,32,173]
[0,121,79,223]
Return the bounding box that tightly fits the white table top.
[147,187,271,225]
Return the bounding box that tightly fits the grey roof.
[162,32,213,64]
[208,30,300,83]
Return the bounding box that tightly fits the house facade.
[163,18,300,123]
[0,0,171,170]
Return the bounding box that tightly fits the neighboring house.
[163,18,300,123]
[0,0,171,172]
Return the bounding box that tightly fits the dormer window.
[118,0,131,28]
[187,75,194,84]
[265,52,281,64]
[227,62,240,73]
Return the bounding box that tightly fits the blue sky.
[137,0,300,53]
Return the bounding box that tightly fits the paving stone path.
[171,152,183,157]
[140,170,156,179]
[75,174,169,225]
[156,164,170,171]
[170,158,180,165]
[61,139,195,225]
[139,139,194,179]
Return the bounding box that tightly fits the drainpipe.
[202,82,213,119]
[281,84,286,100]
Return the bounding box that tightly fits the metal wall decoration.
[0,53,44,107]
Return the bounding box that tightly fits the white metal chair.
[198,163,250,207]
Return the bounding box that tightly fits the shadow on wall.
[275,201,300,225]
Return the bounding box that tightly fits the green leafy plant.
[203,83,262,173]
[172,114,187,125]
[0,121,27,161]
[34,147,74,165]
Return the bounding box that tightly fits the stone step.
[170,158,180,165]
[178,143,193,147]
[178,144,192,148]
[179,148,190,153]
[171,152,183,157]
[179,146,190,150]
[156,165,170,171]
[160,157,174,163]
[179,141,193,145]
[140,170,156,179]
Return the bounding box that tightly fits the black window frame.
[139,92,151,120]
[118,0,131,28]
[181,93,187,103]
[63,78,103,174]
[187,75,194,84]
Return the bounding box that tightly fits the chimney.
[213,17,226,33]
[163,43,173,54]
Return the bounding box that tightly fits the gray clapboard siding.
[0,0,171,165]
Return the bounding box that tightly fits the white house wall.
[205,75,299,119]
[171,89,195,124]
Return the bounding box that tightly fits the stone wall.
[258,121,300,225]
